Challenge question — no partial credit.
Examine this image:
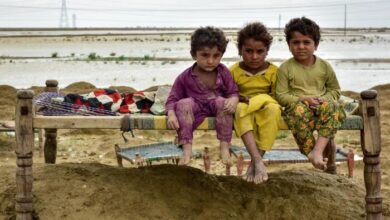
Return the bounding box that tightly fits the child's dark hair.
[190,26,228,55]
[237,22,273,54]
[284,17,321,46]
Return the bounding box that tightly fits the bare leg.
[308,136,329,170]
[220,141,232,165]
[179,143,192,165]
[245,160,255,182]
[241,131,268,184]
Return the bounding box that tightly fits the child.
[276,17,346,170]
[165,26,239,165]
[230,22,281,184]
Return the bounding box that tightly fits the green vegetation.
[88,52,97,60]
[144,54,151,60]
[118,55,126,61]
[51,52,58,58]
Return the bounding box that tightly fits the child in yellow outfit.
[230,22,281,184]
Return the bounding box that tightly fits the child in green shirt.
[276,17,346,171]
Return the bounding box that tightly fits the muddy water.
[0,59,389,92]
[1,31,390,92]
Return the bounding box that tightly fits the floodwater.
[1,59,388,92]
[0,30,389,92]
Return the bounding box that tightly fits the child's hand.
[314,97,324,104]
[239,95,249,104]
[223,96,239,114]
[167,111,180,130]
[300,96,320,108]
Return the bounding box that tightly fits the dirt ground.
[0,82,389,220]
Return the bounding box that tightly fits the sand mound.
[28,86,46,95]
[0,85,17,120]
[341,91,360,100]
[0,163,365,220]
[61,81,96,94]
[109,86,137,93]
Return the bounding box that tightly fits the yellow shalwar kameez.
[230,62,281,151]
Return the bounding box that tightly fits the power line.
[0,0,388,12]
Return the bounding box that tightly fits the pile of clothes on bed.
[34,86,171,116]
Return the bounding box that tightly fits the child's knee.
[290,102,310,117]
[176,98,195,113]
[263,103,281,116]
[215,96,227,110]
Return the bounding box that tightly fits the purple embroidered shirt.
[165,63,239,112]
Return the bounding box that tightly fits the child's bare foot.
[178,156,191,165]
[243,160,255,182]
[308,150,328,170]
[253,157,268,184]
[179,144,192,166]
[220,142,231,165]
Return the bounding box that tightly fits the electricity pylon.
[59,0,69,28]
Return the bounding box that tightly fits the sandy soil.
[0,82,389,220]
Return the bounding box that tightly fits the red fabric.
[64,89,154,114]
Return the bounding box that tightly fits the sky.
[0,0,389,28]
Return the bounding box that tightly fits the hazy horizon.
[0,0,389,28]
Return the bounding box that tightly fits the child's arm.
[224,96,239,114]
[271,73,277,99]
[275,68,299,107]
[167,110,179,130]
[165,75,186,130]
[322,65,341,101]
[222,67,239,113]
[165,75,185,112]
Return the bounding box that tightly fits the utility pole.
[72,14,76,28]
[59,0,69,28]
[344,4,347,36]
[278,14,281,33]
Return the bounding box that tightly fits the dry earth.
[0,82,389,219]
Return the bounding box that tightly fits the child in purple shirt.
[166,27,239,165]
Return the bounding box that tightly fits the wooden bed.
[14,80,383,220]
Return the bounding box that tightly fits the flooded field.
[0,28,389,91]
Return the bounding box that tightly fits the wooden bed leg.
[44,129,57,163]
[203,147,211,173]
[114,144,123,167]
[135,153,145,167]
[324,138,337,174]
[347,149,355,178]
[15,90,34,220]
[225,164,231,176]
[361,90,382,220]
[38,129,44,158]
[44,80,59,164]
[236,152,244,176]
